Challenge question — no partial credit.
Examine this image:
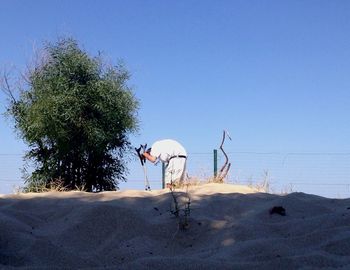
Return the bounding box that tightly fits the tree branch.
[1,69,17,103]
[217,130,232,182]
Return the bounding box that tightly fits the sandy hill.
[1,183,350,269]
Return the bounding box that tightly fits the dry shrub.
[45,178,69,192]
[169,184,191,232]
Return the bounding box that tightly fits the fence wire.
[1,151,350,198]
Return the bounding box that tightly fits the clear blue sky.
[1,1,350,196]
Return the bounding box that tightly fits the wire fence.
[1,151,350,198]
[114,151,350,198]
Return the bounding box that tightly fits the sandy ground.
[1,183,350,269]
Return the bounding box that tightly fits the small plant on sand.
[12,185,24,194]
[254,170,271,193]
[75,183,87,192]
[184,176,202,187]
[47,178,69,192]
[169,183,191,232]
[208,175,225,184]
[280,183,295,195]
[23,177,68,193]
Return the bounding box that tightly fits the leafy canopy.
[7,38,139,192]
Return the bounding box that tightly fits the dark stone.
[269,206,286,216]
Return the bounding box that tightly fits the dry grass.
[14,178,90,194]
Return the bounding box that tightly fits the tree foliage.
[4,38,139,192]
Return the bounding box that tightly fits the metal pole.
[162,163,165,189]
[143,164,151,191]
[214,149,218,178]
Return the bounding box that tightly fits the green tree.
[3,38,139,192]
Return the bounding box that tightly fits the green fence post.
[213,149,218,178]
[162,163,165,189]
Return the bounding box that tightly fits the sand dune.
[1,183,350,269]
